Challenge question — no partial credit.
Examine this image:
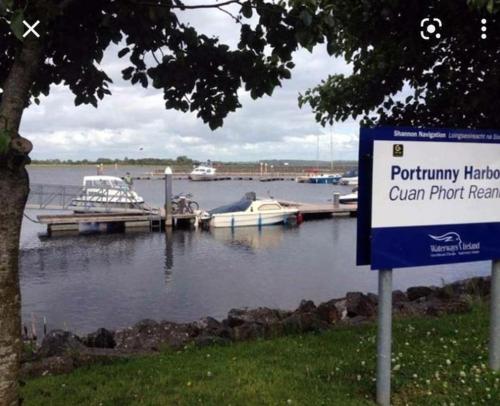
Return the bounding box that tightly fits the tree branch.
[127,0,243,10]
[216,6,241,24]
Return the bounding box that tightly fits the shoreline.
[21,275,491,379]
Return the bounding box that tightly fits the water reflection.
[165,227,174,277]
[209,226,292,251]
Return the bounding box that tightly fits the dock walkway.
[35,200,357,235]
[279,200,357,219]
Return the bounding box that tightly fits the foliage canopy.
[300,0,500,129]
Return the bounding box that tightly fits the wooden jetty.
[37,211,196,235]
[37,201,356,235]
[279,200,357,219]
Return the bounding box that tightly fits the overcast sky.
[21,4,360,162]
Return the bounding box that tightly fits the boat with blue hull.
[308,174,341,184]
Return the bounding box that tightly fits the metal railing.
[27,184,82,210]
[27,183,156,213]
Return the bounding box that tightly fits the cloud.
[21,7,359,161]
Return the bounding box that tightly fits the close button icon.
[23,20,40,38]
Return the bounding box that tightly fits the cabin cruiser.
[189,164,217,181]
[339,188,358,205]
[309,173,341,184]
[200,192,299,228]
[339,176,358,186]
[339,169,359,186]
[69,176,146,213]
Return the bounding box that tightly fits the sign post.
[357,126,500,404]
[490,260,500,370]
[376,269,392,406]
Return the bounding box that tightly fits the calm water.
[20,166,489,334]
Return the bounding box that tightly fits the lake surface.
[20,166,489,335]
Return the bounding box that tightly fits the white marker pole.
[489,260,500,370]
[377,269,393,406]
[164,167,173,228]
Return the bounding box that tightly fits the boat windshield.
[209,194,255,214]
[85,179,129,190]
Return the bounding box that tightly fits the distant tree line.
[30,155,199,166]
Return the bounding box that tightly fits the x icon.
[23,20,40,38]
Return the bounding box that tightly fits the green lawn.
[23,305,499,405]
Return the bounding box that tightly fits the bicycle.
[172,193,200,214]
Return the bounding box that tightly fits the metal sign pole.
[377,268,393,406]
[489,260,500,370]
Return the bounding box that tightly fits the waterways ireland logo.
[428,232,480,258]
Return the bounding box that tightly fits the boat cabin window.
[258,203,281,211]
[84,179,128,190]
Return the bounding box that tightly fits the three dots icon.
[481,19,487,39]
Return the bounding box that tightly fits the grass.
[22,305,499,405]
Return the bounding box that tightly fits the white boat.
[201,192,299,228]
[69,176,145,213]
[339,189,358,205]
[308,173,341,184]
[339,176,358,186]
[189,164,216,181]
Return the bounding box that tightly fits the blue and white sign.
[356,126,500,269]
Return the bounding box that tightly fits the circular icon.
[420,18,442,40]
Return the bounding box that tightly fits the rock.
[231,322,265,341]
[332,299,348,319]
[134,319,159,332]
[426,295,472,316]
[393,301,424,317]
[407,286,436,301]
[316,299,341,324]
[194,335,230,348]
[392,290,408,304]
[281,312,329,334]
[297,300,316,313]
[345,292,377,318]
[367,293,378,305]
[38,330,86,358]
[463,277,490,297]
[343,315,369,326]
[114,321,194,352]
[192,317,231,339]
[226,307,290,328]
[84,328,116,349]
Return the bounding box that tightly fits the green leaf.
[487,0,495,13]
[118,48,130,58]
[299,9,313,26]
[241,2,252,19]
[10,9,25,41]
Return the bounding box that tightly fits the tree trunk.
[0,167,29,406]
[0,36,42,406]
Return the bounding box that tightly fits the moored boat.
[339,188,358,205]
[69,176,145,213]
[309,173,341,184]
[200,192,300,228]
[339,169,359,186]
[189,164,217,181]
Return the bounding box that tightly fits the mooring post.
[489,260,500,370]
[377,269,393,406]
[333,192,340,208]
[164,167,173,228]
